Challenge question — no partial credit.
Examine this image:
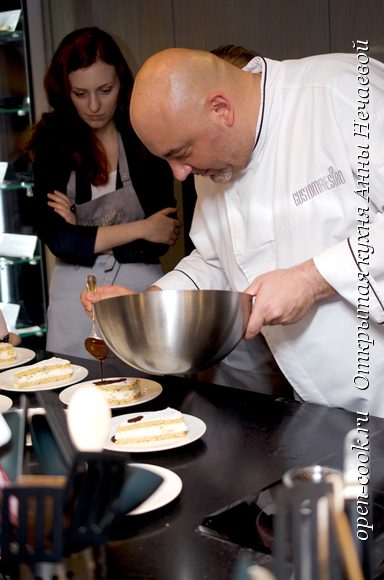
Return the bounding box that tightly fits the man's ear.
[206,92,234,127]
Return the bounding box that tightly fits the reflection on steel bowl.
[94,290,252,375]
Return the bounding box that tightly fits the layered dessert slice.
[0,343,15,363]
[93,377,141,405]
[13,357,73,388]
[112,408,188,444]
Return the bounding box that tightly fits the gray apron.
[46,133,164,360]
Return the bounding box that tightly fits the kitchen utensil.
[63,450,127,552]
[275,480,337,580]
[84,275,108,380]
[276,470,365,580]
[35,391,163,526]
[0,411,12,447]
[1,479,66,565]
[282,465,342,488]
[0,388,156,572]
[29,412,164,515]
[36,391,76,470]
[326,473,365,580]
[343,429,363,500]
[1,395,66,569]
[29,413,69,476]
[0,454,128,566]
[0,395,28,482]
[94,289,252,375]
[247,566,277,580]
[342,429,370,578]
[67,386,111,452]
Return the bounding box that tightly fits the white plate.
[59,378,162,408]
[0,413,11,447]
[0,394,12,413]
[127,463,182,515]
[104,412,207,453]
[0,347,35,371]
[0,364,89,392]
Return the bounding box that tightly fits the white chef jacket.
[156,53,384,417]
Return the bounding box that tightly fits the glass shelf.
[16,325,47,338]
[0,256,41,269]
[0,30,24,42]
[0,2,47,345]
[0,107,29,115]
[0,180,33,192]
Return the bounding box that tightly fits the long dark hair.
[26,27,134,185]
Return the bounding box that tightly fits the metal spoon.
[84,275,108,381]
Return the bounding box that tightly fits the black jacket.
[32,125,176,266]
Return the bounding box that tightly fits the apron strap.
[117,133,130,185]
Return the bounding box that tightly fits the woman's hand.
[47,190,77,225]
[9,332,21,346]
[93,207,182,254]
[144,207,182,245]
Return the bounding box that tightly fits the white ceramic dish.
[104,412,207,453]
[0,413,11,447]
[0,347,35,370]
[127,463,182,515]
[59,378,162,409]
[0,364,88,392]
[0,394,12,413]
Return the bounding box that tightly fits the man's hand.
[80,285,162,318]
[243,259,336,340]
[80,285,136,318]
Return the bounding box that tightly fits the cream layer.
[14,368,71,386]
[106,385,141,402]
[115,422,186,441]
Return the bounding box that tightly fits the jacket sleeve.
[113,129,177,263]
[313,65,384,324]
[155,191,232,291]
[32,148,98,266]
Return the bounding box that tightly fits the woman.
[26,27,181,359]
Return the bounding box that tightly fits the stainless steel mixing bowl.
[94,290,252,375]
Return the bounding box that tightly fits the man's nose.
[168,160,193,181]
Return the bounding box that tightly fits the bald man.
[130,49,259,185]
[82,48,384,417]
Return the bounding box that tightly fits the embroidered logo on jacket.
[292,167,346,206]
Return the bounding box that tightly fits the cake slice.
[93,377,141,405]
[13,357,73,388]
[0,343,15,363]
[112,408,188,444]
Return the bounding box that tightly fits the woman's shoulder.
[29,115,61,155]
[32,115,74,166]
[119,124,142,152]
[119,126,169,168]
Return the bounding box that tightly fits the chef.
[82,47,384,417]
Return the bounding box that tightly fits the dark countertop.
[3,351,384,579]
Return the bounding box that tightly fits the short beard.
[209,167,236,184]
[209,155,251,184]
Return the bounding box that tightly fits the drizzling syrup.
[84,336,108,381]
